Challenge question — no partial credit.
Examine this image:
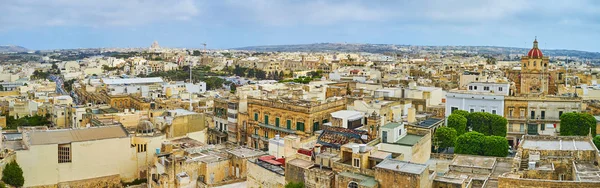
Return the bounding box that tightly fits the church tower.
[519,38,551,96]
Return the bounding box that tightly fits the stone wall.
[375,168,428,188]
[246,161,285,188]
[304,167,334,188]
[285,162,306,184]
[498,176,600,188]
[57,174,121,188]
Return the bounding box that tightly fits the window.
[254,113,258,121]
[451,107,458,113]
[137,144,147,153]
[530,111,535,119]
[509,109,514,117]
[264,115,269,125]
[58,144,72,163]
[399,129,402,136]
[470,109,474,113]
[474,86,478,90]
[352,158,360,168]
[541,111,545,119]
[264,130,268,138]
[520,109,525,117]
[559,111,563,118]
[520,124,525,133]
[509,124,514,132]
[499,87,503,91]
[275,117,280,127]
[540,124,545,131]
[469,86,473,90]
[287,120,292,129]
[296,122,305,131]
[481,109,485,113]
[484,86,490,91]
[492,110,497,115]
[348,182,359,188]
[313,122,319,132]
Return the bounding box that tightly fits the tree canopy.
[285,182,304,188]
[467,112,507,137]
[451,110,470,118]
[455,131,486,156]
[593,136,600,150]
[559,112,596,136]
[447,114,468,136]
[2,161,24,187]
[6,115,51,129]
[434,127,457,151]
[455,131,509,157]
[483,136,510,157]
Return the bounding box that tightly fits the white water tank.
[352,145,360,154]
[528,161,536,170]
[359,144,367,153]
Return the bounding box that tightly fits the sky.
[1,0,600,52]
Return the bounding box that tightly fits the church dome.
[527,38,543,58]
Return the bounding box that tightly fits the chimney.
[407,107,416,123]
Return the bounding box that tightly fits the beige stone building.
[14,126,138,187]
[247,97,345,150]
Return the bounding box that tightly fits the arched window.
[533,61,536,66]
[348,182,359,188]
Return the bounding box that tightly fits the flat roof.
[226,147,266,158]
[451,155,496,169]
[413,118,443,128]
[287,158,314,169]
[382,122,403,129]
[375,158,427,174]
[395,134,424,146]
[521,139,596,151]
[102,77,164,85]
[167,109,198,116]
[338,172,377,188]
[29,126,128,145]
[331,110,363,120]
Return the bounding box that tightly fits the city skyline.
[2,0,600,52]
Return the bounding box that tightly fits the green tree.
[451,110,469,118]
[248,68,255,78]
[192,50,202,56]
[434,127,457,152]
[285,182,304,188]
[230,83,237,94]
[455,131,486,155]
[594,136,600,150]
[483,136,509,157]
[467,112,507,137]
[560,112,597,136]
[255,70,267,80]
[447,114,468,136]
[2,161,24,187]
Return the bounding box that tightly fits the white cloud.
[0,0,200,28]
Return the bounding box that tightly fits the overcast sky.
[1,0,599,52]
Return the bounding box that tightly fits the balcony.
[257,123,296,134]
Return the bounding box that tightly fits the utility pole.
[189,51,193,112]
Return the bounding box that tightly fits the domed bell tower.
[519,38,551,95]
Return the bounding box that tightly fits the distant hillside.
[0,45,29,53]
[233,43,600,59]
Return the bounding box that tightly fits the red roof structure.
[527,38,543,58]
